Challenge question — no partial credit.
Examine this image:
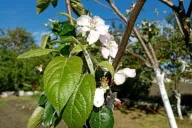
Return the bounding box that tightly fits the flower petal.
[92,16,105,25]
[120,68,136,78]
[87,30,100,44]
[99,35,109,46]
[110,41,118,48]
[77,15,92,26]
[99,33,114,46]
[114,73,126,85]
[109,46,118,58]
[96,25,109,35]
[101,47,110,59]
[94,88,105,107]
[76,27,88,36]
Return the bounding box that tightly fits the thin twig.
[173,12,184,36]
[65,0,74,25]
[141,36,159,68]
[126,50,151,67]
[134,29,155,67]
[107,0,127,23]
[148,43,159,68]
[93,0,113,11]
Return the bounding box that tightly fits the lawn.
[0,96,192,128]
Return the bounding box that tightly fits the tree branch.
[173,12,185,36]
[134,29,155,67]
[65,0,74,25]
[108,0,147,70]
[159,0,178,11]
[187,0,192,17]
[107,0,127,23]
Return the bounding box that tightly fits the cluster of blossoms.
[137,20,159,39]
[76,15,136,108]
[44,19,59,30]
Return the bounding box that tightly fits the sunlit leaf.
[51,36,75,44]
[70,0,85,16]
[27,106,44,128]
[71,44,88,54]
[36,0,51,14]
[44,56,83,114]
[17,49,58,59]
[41,34,50,49]
[63,74,96,128]
[98,61,114,78]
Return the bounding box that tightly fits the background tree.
[0,28,51,92]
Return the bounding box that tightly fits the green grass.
[0,96,192,128]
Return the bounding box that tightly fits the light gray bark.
[174,90,183,120]
[155,68,178,128]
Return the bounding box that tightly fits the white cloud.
[32,31,49,45]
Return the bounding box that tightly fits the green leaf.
[38,94,47,106]
[59,24,75,36]
[27,106,44,128]
[58,12,76,22]
[60,45,70,56]
[98,61,114,78]
[43,101,55,126]
[71,44,88,54]
[17,49,58,59]
[51,36,75,44]
[70,0,85,16]
[89,106,114,128]
[51,0,57,7]
[44,56,83,114]
[63,74,96,128]
[41,34,50,49]
[83,48,95,75]
[36,0,51,14]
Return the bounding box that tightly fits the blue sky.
[0,0,190,44]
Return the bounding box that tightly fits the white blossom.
[76,15,109,44]
[93,87,105,107]
[100,33,118,59]
[114,68,136,85]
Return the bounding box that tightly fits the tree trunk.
[189,113,192,120]
[174,91,183,120]
[155,68,178,128]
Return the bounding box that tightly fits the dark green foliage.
[89,106,114,128]
[0,28,51,92]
